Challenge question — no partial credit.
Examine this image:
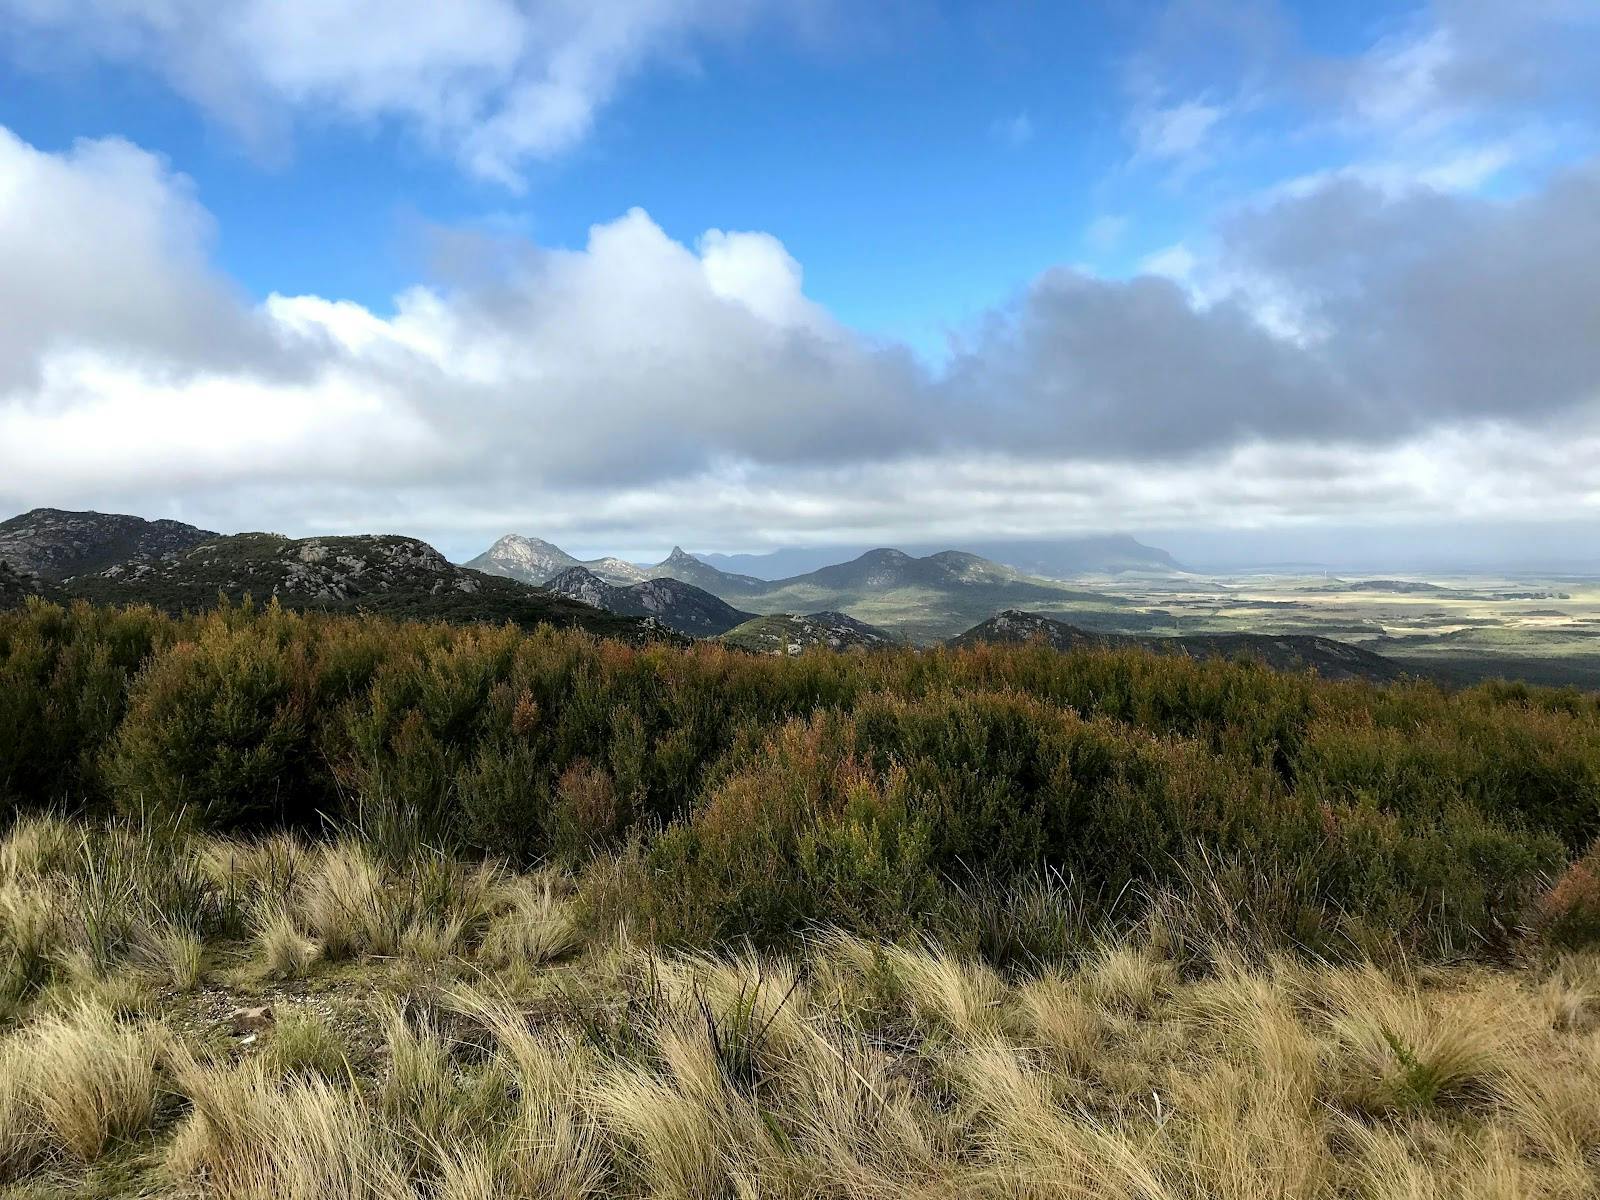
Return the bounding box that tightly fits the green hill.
[715,610,899,654]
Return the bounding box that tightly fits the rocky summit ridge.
[0,507,215,580]
[466,534,647,586]
[542,566,755,636]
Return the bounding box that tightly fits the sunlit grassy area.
[3,816,1600,1199]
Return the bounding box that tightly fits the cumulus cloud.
[1,123,1597,554]
[0,127,277,390]
[0,0,797,183]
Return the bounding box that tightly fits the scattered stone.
[231,1005,276,1034]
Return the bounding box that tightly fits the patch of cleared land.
[1020,573,1600,688]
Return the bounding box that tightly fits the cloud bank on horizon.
[0,0,1597,560]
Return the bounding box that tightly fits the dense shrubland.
[6,598,1600,1194]
[4,597,1600,960]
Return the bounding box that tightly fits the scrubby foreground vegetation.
[4,598,1600,1194]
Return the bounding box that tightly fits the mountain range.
[0,508,1411,683]
[468,536,1146,642]
[697,535,1183,580]
[0,510,665,642]
[467,535,769,594]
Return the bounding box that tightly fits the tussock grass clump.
[134,922,205,991]
[478,875,579,968]
[262,1010,350,1081]
[167,1056,409,1200]
[0,1000,167,1179]
[295,841,503,964]
[1321,965,1516,1116]
[253,902,321,979]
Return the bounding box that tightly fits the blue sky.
[1,1,1597,562]
[0,2,1421,347]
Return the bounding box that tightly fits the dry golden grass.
[0,999,167,1180]
[167,1053,410,1200]
[2,820,1599,1198]
[253,901,322,979]
[478,875,579,968]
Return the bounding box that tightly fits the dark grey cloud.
[1224,164,1600,426]
[941,270,1347,455]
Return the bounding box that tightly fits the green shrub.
[642,714,940,946]
[105,605,323,830]
[0,600,171,817]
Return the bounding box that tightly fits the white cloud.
[1131,98,1224,164]
[1137,243,1197,282]
[1343,25,1460,138]
[0,126,277,390]
[1117,0,1600,203]
[2,124,1598,556]
[0,0,789,184]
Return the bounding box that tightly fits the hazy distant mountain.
[543,566,754,636]
[963,536,1184,578]
[465,534,646,586]
[1297,578,1572,601]
[950,610,1407,683]
[695,546,873,580]
[65,532,661,639]
[716,611,898,655]
[697,535,1182,580]
[0,507,215,580]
